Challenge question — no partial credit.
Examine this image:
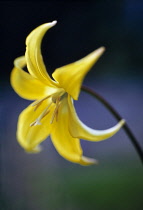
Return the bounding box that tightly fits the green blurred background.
[1,1,143,210]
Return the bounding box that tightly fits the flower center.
[30,89,66,126]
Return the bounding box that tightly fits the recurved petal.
[52,47,105,100]
[17,99,54,152]
[51,97,97,165]
[68,95,125,141]
[25,21,58,87]
[11,56,51,100]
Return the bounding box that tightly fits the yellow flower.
[11,21,125,165]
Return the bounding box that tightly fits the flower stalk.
[81,85,143,164]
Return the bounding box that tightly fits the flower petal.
[68,95,125,141]
[25,21,58,87]
[52,47,105,100]
[17,98,54,152]
[11,56,52,100]
[51,97,98,165]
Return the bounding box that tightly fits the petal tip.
[25,145,43,153]
[49,20,57,27]
[120,119,126,127]
[81,156,99,166]
[100,46,106,51]
[94,46,106,57]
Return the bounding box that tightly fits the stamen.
[32,95,52,111]
[30,120,41,127]
[30,101,52,126]
[50,97,60,124]
[55,104,60,121]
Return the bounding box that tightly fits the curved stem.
[81,85,143,164]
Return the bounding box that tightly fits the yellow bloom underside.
[11,21,125,165]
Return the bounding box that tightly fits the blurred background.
[1,1,143,210]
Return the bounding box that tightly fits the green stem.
[81,85,143,165]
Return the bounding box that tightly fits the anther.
[50,97,60,124]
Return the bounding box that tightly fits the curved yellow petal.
[17,98,54,152]
[51,97,97,165]
[11,56,51,100]
[25,21,58,87]
[68,95,125,141]
[52,47,105,100]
